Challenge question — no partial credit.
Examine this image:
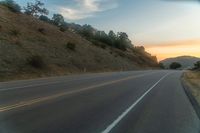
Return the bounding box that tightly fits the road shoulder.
[181,71,200,119]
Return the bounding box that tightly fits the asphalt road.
[0,70,199,133]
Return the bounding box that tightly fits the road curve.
[0,70,199,133]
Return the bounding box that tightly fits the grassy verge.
[184,71,200,105]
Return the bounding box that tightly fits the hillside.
[0,5,158,81]
[160,56,200,69]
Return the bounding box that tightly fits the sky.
[15,0,200,61]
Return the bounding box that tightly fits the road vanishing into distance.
[0,70,200,133]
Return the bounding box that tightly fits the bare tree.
[24,0,49,17]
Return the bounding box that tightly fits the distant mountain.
[160,56,200,69]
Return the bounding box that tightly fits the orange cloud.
[145,39,200,61]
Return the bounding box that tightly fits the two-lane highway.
[0,70,199,133]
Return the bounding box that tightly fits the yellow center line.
[0,72,158,112]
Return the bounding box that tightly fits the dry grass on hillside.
[0,5,157,81]
[184,71,200,105]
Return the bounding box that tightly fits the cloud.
[58,0,118,20]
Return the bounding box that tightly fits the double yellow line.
[0,72,157,112]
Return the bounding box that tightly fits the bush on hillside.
[194,61,200,70]
[59,27,66,32]
[91,40,108,49]
[27,55,46,69]
[39,15,51,23]
[10,29,20,36]
[159,63,165,69]
[52,14,64,26]
[0,0,21,13]
[65,42,76,51]
[115,40,127,51]
[169,62,182,69]
[38,28,45,34]
[100,44,106,49]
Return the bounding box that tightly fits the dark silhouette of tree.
[0,0,21,13]
[108,30,116,39]
[134,46,145,52]
[114,32,131,50]
[108,30,117,46]
[194,61,200,70]
[170,62,182,69]
[24,0,49,17]
[94,31,111,45]
[52,14,65,26]
[80,24,95,39]
[39,15,50,22]
[59,22,69,32]
[159,63,165,69]
[57,23,133,51]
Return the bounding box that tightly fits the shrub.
[27,55,46,69]
[59,22,68,32]
[65,42,76,51]
[0,0,21,13]
[100,44,106,49]
[91,40,107,49]
[115,41,127,51]
[159,63,165,69]
[39,15,50,22]
[10,29,20,36]
[169,62,182,69]
[116,50,126,57]
[59,27,66,32]
[38,28,45,34]
[194,61,200,70]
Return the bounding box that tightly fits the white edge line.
[101,72,171,133]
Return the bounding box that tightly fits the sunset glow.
[145,40,200,61]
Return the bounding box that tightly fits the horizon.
[14,0,200,61]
